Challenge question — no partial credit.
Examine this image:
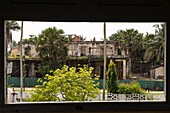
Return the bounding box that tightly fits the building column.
[123,60,126,79]
[30,63,35,77]
[126,60,129,78]
[95,62,101,77]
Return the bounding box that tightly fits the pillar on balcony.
[30,63,35,77]
[123,60,126,80]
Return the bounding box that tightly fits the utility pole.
[20,21,23,102]
[103,22,107,100]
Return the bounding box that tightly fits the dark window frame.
[0,0,170,112]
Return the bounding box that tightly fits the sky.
[12,21,163,42]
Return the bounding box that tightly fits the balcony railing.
[89,55,129,59]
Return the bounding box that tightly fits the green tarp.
[7,77,164,91]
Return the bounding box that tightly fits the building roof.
[150,64,164,69]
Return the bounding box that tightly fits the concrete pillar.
[123,60,126,79]
[30,63,35,77]
[95,62,101,77]
[126,60,129,77]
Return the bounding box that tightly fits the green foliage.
[144,24,165,64]
[117,82,146,94]
[8,54,29,59]
[22,38,35,44]
[107,60,118,93]
[127,73,132,79]
[28,65,100,102]
[37,60,64,75]
[8,53,19,59]
[6,21,20,31]
[109,29,144,62]
[32,27,69,75]
[109,24,165,73]
[68,56,88,60]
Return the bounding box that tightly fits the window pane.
[5,21,166,103]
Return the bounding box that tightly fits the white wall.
[155,66,164,79]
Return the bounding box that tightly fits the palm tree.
[6,21,20,53]
[109,30,125,44]
[109,29,144,75]
[6,21,20,41]
[33,27,69,75]
[109,29,143,62]
[144,24,165,65]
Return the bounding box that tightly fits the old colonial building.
[8,36,130,79]
[66,36,129,79]
[8,43,40,77]
[10,42,38,58]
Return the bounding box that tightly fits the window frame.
[0,0,170,112]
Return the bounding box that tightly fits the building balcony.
[108,55,129,59]
[89,55,129,59]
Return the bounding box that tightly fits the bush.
[117,82,146,94]
[28,65,100,101]
[107,60,118,93]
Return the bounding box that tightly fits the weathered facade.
[7,58,41,77]
[10,43,38,58]
[66,38,129,79]
[9,36,130,79]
